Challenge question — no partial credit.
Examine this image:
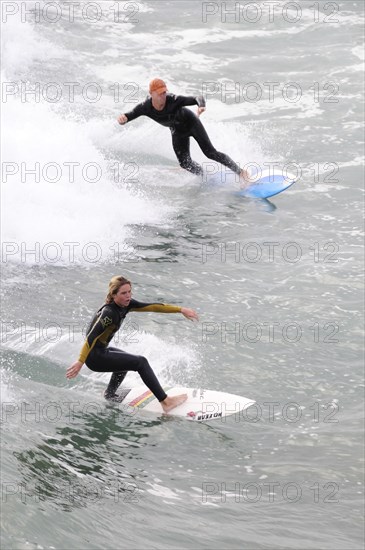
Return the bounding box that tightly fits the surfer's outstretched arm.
[128,299,198,321]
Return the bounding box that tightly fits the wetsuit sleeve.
[124,101,148,122]
[172,95,206,108]
[196,96,206,108]
[129,298,182,314]
[78,307,116,363]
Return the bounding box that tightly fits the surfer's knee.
[204,147,220,161]
[137,355,150,373]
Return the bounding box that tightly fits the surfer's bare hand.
[181,307,199,322]
[118,114,128,125]
[66,361,83,379]
[197,107,205,117]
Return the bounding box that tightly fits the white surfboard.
[114,386,255,422]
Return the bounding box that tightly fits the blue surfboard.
[206,169,297,199]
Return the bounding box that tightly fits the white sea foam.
[2,95,176,265]
[351,44,365,61]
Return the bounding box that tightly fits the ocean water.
[1,1,364,549]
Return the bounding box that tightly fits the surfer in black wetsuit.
[118,78,250,185]
[66,276,199,413]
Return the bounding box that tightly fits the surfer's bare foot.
[239,169,251,189]
[161,393,188,413]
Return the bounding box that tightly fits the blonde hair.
[106,276,131,303]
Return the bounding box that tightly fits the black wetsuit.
[124,94,242,175]
[79,299,181,400]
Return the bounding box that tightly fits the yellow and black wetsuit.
[124,93,242,176]
[79,299,181,400]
